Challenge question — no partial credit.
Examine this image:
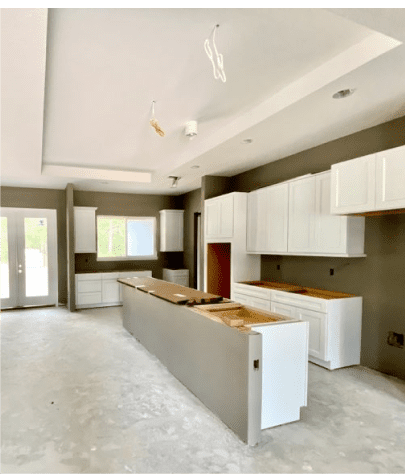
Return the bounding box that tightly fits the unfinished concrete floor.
[1,306,405,473]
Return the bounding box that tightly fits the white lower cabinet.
[233,282,362,370]
[76,271,152,308]
[163,268,189,287]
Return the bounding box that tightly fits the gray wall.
[230,115,405,380]
[182,188,202,288]
[1,186,68,304]
[74,190,183,279]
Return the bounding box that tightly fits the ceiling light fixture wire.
[204,24,226,83]
[150,100,165,137]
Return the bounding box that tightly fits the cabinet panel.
[288,177,316,253]
[77,292,102,306]
[247,189,267,252]
[74,207,97,253]
[376,146,405,210]
[77,280,102,293]
[102,279,121,303]
[330,155,376,214]
[249,297,271,312]
[267,183,289,252]
[219,195,234,238]
[160,210,184,251]
[296,308,327,360]
[315,173,347,254]
[233,292,252,306]
[205,200,220,238]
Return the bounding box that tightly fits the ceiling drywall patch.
[42,165,152,183]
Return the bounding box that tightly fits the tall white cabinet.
[204,192,261,298]
[331,144,405,214]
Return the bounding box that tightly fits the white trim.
[42,164,152,183]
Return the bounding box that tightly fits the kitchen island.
[119,277,309,446]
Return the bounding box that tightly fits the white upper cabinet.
[331,145,405,214]
[375,145,405,210]
[160,210,184,252]
[248,173,365,257]
[205,194,234,239]
[288,176,316,253]
[74,206,97,253]
[247,183,288,253]
[330,154,376,214]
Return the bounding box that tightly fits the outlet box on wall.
[387,331,404,349]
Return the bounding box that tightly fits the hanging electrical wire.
[150,100,165,137]
[204,24,226,83]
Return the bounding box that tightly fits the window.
[97,216,157,260]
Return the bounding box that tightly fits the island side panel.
[121,283,262,446]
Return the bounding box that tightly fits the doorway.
[1,208,58,309]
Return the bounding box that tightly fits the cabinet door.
[330,155,376,214]
[233,292,251,306]
[205,200,220,238]
[219,194,234,238]
[74,208,97,253]
[102,280,121,304]
[160,211,184,251]
[288,177,316,253]
[249,296,271,312]
[315,173,347,254]
[266,183,289,253]
[296,308,327,360]
[271,302,296,318]
[247,189,267,252]
[375,146,405,210]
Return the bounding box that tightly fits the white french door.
[1,208,58,309]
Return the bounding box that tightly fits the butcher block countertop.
[238,280,355,299]
[118,277,223,305]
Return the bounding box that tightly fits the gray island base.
[119,278,308,446]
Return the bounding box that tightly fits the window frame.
[96,215,158,261]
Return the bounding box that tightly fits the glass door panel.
[24,218,49,297]
[1,217,10,299]
[1,208,57,309]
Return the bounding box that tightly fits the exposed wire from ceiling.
[204,24,226,83]
[150,100,165,137]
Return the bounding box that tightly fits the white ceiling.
[1,8,405,195]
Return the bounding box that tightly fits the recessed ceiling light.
[332,89,355,99]
[242,138,253,144]
[191,165,200,169]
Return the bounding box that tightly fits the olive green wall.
[74,190,183,279]
[1,186,68,304]
[230,115,405,380]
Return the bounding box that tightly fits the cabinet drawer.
[271,302,297,318]
[77,280,102,293]
[77,292,102,305]
[120,271,152,278]
[271,290,327,313]
[101,272,120,280]
[231,283,271,300]
[76,273,101,282]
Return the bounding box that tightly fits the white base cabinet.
[232,281,362,370]
[76,271,152,308]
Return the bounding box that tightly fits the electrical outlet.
[387,331,404,349]
[330,268,334,276]
[277,265,281,270]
